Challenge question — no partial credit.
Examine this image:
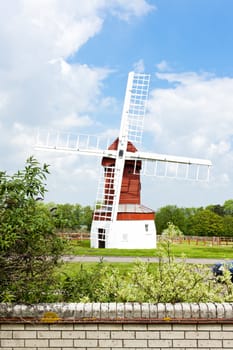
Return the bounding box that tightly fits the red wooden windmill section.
[116,205,155,221]
[93,138,155,221]
[103,138,141,204]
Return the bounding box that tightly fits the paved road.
[62,255,220,264]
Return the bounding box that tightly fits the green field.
[59,261,133,277]
[66,240,233,260]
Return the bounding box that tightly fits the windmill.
[36,72,212,249]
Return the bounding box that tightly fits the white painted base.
[90,219,156,249]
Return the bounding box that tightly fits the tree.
[223,199,233,216]
[52,203,81,231]
[46,203,92,232]
[222,215,233,237]
[0,156,64,303]
[155,205,188,235]
[206,204,224,216]
[186,209,224,236]
[80,205,93,231]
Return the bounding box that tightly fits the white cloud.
[148,72,233,152]
[208,140,231,156]
[10,1,103,59]
[145,70,233,200]
[156,60,171,72]
[0,2,110,131]
[107,0,155,20]
[133,59,145,73]
[0,0,153,205]
[49,59,72,75]
[0,91,9,112]
[54,113,93,130]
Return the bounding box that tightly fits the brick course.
[1,303,233,349]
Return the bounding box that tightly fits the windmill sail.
[36,128,211,182]
[125,72,150,144]
[128,150,212,181]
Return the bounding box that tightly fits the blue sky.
[1,0,233,210]
[77,0,233,77]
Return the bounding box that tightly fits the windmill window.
[128,165,134,174]
[145,224,149,232]
[119,150,124,158]
[98,228,105,240]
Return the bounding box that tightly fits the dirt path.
[62,255,220,264]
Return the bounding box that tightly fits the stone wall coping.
[1,303,233,323]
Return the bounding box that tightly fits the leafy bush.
[0,157,65,303]
[58,238,233,303]
[161,222,183,238]
[59,260,111,302]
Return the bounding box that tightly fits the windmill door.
[98,228,106,248]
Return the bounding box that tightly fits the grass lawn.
[65,239,233,260]
[58,261,133,277]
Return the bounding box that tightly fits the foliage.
[58,238,233,303]
[0,156,64,303]
[51,203,81,231]
[223,199,233,215]
[206,204,225,216]
[222,215,233,237]
[155,205,196,235]
[31,199,233,238]
[128,242,233,303]
[79,205,93,231]
[161,222,183,239]
[186,209,224,236]
[44,202,93,232]
[155,201,233,237]
[59,260,121,302]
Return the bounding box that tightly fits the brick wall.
[1,303,233,349]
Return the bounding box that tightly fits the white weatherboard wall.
[110,220,156,249]
[1,303,233,349]
[91,220,156,249]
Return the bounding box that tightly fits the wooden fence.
[58,231,90,240]
[162,235,233,246]
[58,232,233,246]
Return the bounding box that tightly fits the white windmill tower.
[36,72,212,249]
